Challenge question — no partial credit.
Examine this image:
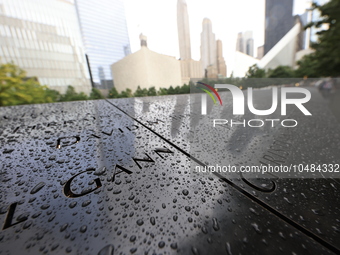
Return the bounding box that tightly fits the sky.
[124,0,311,76]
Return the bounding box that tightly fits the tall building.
[236,32,244,53]
[244,31,254,57]
[200,18,216,72]
[177,0,203,84]
[0,0,91,94]
[177,0,191,60]
[216,40,226,77]
[264,0,294,55]
[75,0,131,88]
[236,31,254,57]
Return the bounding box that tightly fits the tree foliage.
[0,62,58,106]
[59,85,88,102]
[89,88,104,100]
[296,0,340,77]
[245,64,266,78]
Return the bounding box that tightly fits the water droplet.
[80,225,87,233]
[225,242,233,255]
[191,246,200,255]
[60,223,68,232]
[69,201,77,209]
[97,244,114,255]
[170,243,177,249]
[150,217,155,225]
[185,206,191,212]
[136,219,144,226]
[251,223,262,234]
[40,204,50,210]
[212,218,219,231]
[30,182,45,194]
[82,200,91,207]
[130,235,136,242]
[182,189,189,196]
[23,220,32,229]
[158,241,165,248]
[311,209,325,216]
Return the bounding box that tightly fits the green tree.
[0,62,58,106]
[120,88,132,98]
[89,88,104,100]
[59,85,88,102]
[295,54,320,78]
[158,87,168,95]
[179,84,190,94]
[108,87,120,98]
[297,0,340,77]
[268,66,295,78]
[245,64,266,78]
[134,86,148,97]
[147,86,157,96]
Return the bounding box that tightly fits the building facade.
[236,31,254,57]
[216,39,226,77]
[0,0,91,94]
[111,42,182,93]
[264,0,294,55]
[177,0,191,61]
[200,18,216,73]
[75,0,131,89]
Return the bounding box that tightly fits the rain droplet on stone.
[30,182,45,194]
[97,244,114,255]
[136,219,144,226]
[212,218,220,231]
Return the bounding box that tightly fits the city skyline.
[124,0,310,76]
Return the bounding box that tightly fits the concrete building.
[264,0,294,55]
[75,0,131,90]
[111,36,182,93]
[216,39,226,77]
[257,45,264,59]
[200,18,216,73]
[179,59,202,85]
[0,0,91,94]
[177,0,191,61]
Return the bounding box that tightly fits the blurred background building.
[264,0,295,55]
[75,0,131,90]
[111,35,182,93]
[177,0,202,85]
[0,0,91,94]
[236,31,254,57]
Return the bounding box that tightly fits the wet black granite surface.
[0,87,339,254]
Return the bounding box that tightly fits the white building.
[111,38,182,93]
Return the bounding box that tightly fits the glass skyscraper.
[75,0,131,89]
[0,0,91,94]
[264,0,294,55]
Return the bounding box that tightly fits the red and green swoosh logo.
[197,82,223,105]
